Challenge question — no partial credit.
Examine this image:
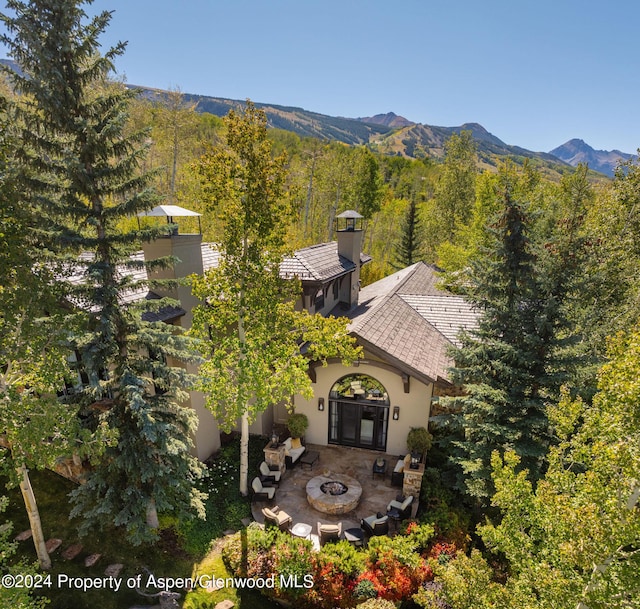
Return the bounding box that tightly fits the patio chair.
[361,513,389,537]
[251,476,276,502]
[317,521,342,546]
[259,461,282,485]
[386,495,414,521]
[262,506,292,531]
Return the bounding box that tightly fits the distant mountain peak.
[550,139,634,177]
[357,112,414,128]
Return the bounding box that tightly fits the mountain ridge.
[0,57,629,177]
[549,138,634,177]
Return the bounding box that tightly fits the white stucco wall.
[292,360,433,456]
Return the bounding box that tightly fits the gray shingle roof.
[347,263,479,384]
[280,242,355,282]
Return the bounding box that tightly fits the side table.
[290,522,312,540]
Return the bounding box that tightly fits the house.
[136,206,478,460]
[278,212,479,456]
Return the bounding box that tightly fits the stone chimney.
[335,209,364,309]
[139,205,203,328]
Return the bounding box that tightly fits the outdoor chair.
[259,461,282,485]
[251,476,276,502]
[318,521,342,546]
[386,495,414,521]
[262,506,292,531]
[361,513,389,537]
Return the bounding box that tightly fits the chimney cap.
[336,209,363,220]
[138,205,201,218]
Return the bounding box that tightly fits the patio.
[251,443,415,541]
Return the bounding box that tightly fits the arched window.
[328,374,390,451]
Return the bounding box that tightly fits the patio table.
[300,450,319,470]
[344,527,365,547]
[290,522,313,539]
[372,458,386,479]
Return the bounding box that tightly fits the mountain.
[549,139,634,177]
[357,112,415,128]
[0,57,608,178]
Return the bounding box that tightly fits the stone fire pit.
[306,473,362,515]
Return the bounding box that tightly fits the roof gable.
[346,262,479,384]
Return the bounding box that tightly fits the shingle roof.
[346,263,479,384]
[201,243,221,271]
[280,242,355,282]
[66,251,185,322]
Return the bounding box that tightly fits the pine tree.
[446,187,567,502]
[392,196,422,269]
[1,0,204,544]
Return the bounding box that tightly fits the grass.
[1,433,280,609]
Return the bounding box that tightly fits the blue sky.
[5,0,640,153]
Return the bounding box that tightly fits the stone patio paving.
[251,443,412,541]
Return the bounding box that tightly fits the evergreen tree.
[392,196,422,269]
[446,187,568,502]
[1,0,204,544]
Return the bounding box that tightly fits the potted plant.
[286,412,309,440]
[406,426,432,466]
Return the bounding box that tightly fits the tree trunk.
[238,235,250,497]
[146,498,159,529]
[239,410,250,497]
[17,465,51,570]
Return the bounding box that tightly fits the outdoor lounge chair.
[251,476,276,502]
[361,514,389,537]
[318,521,342,546]
[262,506,292,531]
[259,461,282,485]
[386,495,414,521]
[283,437,306,468]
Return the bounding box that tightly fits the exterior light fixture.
[318,397,325,411]
[392,406,400,420]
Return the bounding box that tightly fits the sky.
[3,0,640,154]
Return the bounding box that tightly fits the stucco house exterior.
[135,206,478,461]
[276,213,478,456]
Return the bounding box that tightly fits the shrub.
[418,468,471,548]
[178,434,268,555]
[402,521,436,553]
[407,426,433,457]
[286,412,309,438]
[361,536,433,602]
[357,599,398,609]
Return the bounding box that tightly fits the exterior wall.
[336,229,362,308]
[168,357,221,460]
[292,359,433,456]
[143,234,221,459]
[142,233,204,328]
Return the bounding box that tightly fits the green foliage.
[427,131,477,254]
[178,435,265,555]
[444,184,577,502]
[318,539,366,576]
[356,599,397,609]
[392,196,422,269]
[191,102,360,494]
[0,497,47,609]
[406,426,433,456]
[417,469,470,547]
[1,0,205,544]
[414,550,503,609]
[473,328,640,609]
[286,412,309,438]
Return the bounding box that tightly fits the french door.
[328,399,389,451]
